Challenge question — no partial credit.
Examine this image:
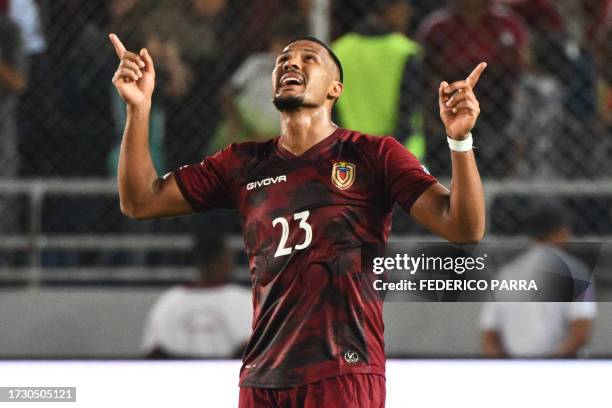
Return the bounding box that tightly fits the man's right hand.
[109,33,155,107]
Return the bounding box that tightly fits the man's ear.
[328,81,343,100]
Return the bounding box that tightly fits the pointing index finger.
[466,62,487,88]
[109,33,126,58]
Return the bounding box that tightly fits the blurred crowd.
[0,0,609,181]
[0,0,606,356]
[0,0,610,266]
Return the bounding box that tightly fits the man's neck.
[279,107,337,156]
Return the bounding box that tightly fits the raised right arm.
[110,33,192,220]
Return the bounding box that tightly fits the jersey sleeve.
[379,136,437,212]
[174,144,239,211]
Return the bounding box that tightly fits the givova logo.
[246,175,287,190]
[344,350,359,364]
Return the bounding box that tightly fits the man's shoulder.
[499,245,589,278]
[339,129,405,153]
[417,7,455,38]
[336,129,412,164]
[332,32,360,50]
[221,130,401,158]
[337,128,399,150]
[489,5,529,34]
[212,283,251,294]
[151,286,188,312]
[497,247,539,276]
[186,283,251,297]
[547,246,591,276]
[490,4,524,21]
[338,128,393,143]
[333,31,419,52]
[159,284,250,303]
[217,138,278,161]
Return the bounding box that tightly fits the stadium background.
[0,0,611,365]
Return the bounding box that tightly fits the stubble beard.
[273,94,305,111]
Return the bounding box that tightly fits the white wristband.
[447,132,473,152]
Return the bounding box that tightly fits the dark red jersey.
[174,128,436,388]
[417,5,529,79]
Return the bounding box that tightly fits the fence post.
[310,0,331,43]
[28,182,44,289]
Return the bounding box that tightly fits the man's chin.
[273,94,305,111]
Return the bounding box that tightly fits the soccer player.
[109,33,486,407]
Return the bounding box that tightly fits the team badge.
[331,162,356,190]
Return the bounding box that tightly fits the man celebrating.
[110,33,485,407]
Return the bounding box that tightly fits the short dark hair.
[286,36,344,82]
[525,199,570,239]
[194,232,226,267]
[372,0,407,13]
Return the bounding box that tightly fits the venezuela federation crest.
[331,162,356,190]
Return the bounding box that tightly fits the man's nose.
[283,55,301,71]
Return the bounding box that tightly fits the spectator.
[8,0,50,176]
[507,33,575,178]
[498,0,563,34]
[19,0,114,175]
[597,13,612,175]
[142,0,234,170]
[235,0,311,57]
[6,0,45,56]
[547,0,610,49]
[107,0,169,176]
[22,0,115,176]
[109,0,226,174]
[108,0,230,262]
[599,22,612,131]
[109,0,227,173]
[503,0,602,143]
[331,0,448,39]
[108,0,153,48]
[417,0,529,177]
[0,10,26,233]
[142,234,252,359]
[333,0,426,158]
[211,18,306,151]
[480,200,597,358]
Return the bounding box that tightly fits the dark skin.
[109,34,485,242]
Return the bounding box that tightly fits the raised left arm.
[410,63,487,243]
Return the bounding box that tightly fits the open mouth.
[278,72,305,88]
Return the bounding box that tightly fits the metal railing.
[0,178,610,286]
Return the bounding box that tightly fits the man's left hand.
[439,62,487,140]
